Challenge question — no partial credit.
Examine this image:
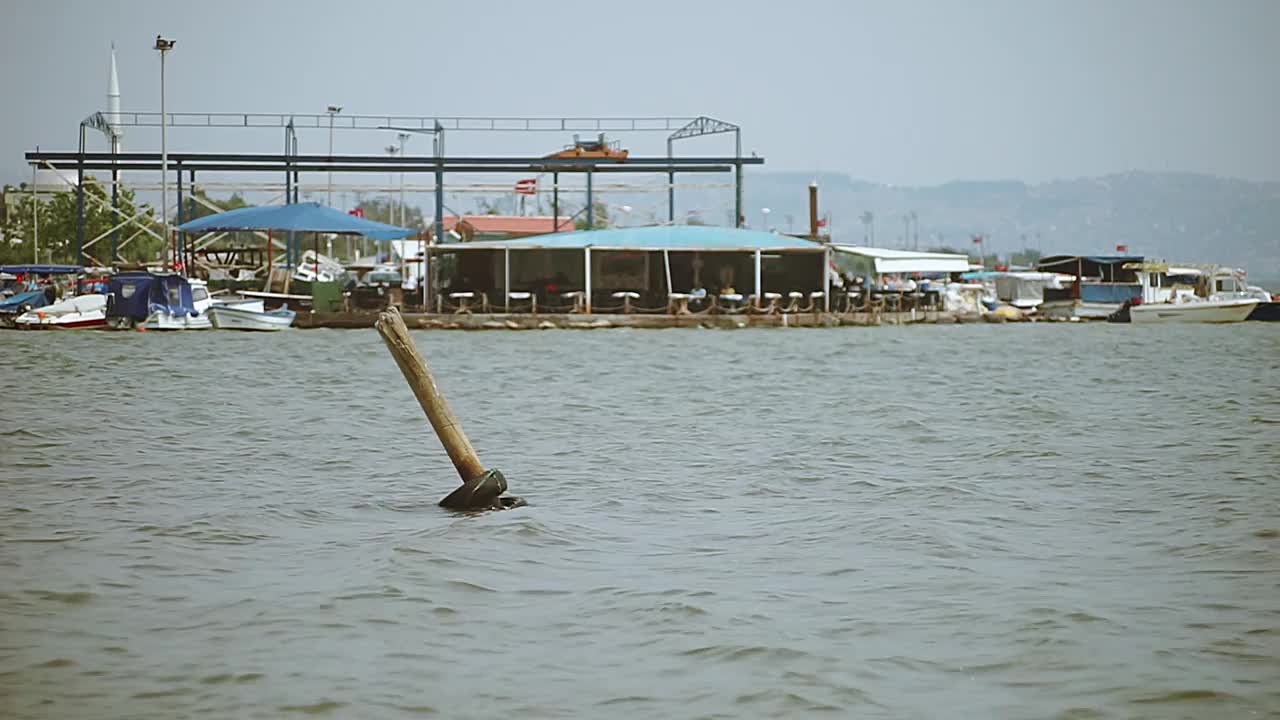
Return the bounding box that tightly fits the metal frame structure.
[29,114,760,269]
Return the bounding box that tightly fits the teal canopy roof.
[440,226,825,252]
[176,202,414,240]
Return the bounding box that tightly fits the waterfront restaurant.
[425,226,832,314]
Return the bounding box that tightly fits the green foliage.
[1008,248,1042,267]
[355,198,425,229]
[179,190,257,247]
[1,180,164,266]
[574,201,610,231]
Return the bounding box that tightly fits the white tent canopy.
[831,245,970,274]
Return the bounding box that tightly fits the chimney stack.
[808,181,819,240]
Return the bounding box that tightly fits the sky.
[2,0,1278,189]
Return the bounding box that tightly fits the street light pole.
[397,132,410,227]
[154,35,175,269]
[327,105,342,206]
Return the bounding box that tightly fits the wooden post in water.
[375,307,520,510]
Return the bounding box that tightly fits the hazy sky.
[2,0,1278,187]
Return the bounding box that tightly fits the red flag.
[515,178,537,196]
[972,234,984,244]
[348,208,364,217]
[1115,244,1128,252]
[816,216,828,228]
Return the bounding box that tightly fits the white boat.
[1130,297,1258,323]
[208,298,296,331]
[105,272,212,330]
[1124,262,1259,324]
[142,279,213,330]
[14,294,107,330]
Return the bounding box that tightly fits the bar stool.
[562,290,586,313]
[784,291,805,313]
[718,293,745,312]
[757,291,782,314]
[611,291,640,313]
[808,291,825,312]
[448,291,475,314]
[507,291,536,314]
[667,292,693,315]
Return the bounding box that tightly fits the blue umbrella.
[176,202,414,240]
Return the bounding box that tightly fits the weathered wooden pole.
[374,307,521,510]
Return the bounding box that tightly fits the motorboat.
[1036,255,1144,320]
[14,293,108,329]
[208,297,296,331]
[0,289,50,328]
[1116,263,1259,324]
[105,272,212,330]
[1129,297,1258,323]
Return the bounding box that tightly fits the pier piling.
[374,307,521,510]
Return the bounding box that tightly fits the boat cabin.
[1037,255,1144,304]
[106,272,204,327]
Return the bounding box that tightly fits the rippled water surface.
[2,324,1278,719]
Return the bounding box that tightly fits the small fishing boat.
[14,293,108,329]
[208,297,296,331]
[105,272,212,330]
[1115,263,1259,324]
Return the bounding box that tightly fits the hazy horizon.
[2,0,1278,188]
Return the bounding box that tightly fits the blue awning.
[1,264,85,274]
[176,202,414,240]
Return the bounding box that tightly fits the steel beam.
[35,161,744,174]
[91,112,706,133]
[27,151,764,166]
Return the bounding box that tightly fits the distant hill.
[702,171,1280,280]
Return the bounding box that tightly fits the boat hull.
[1037,300,1119,320]
[15,315,106,330]
[140,311,213,331]
[13,294,108,330]
[1130,299,1258,324]
[208,305,295,331]
[1247,301,1280,321]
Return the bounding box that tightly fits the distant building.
[2,170,80,227]
[431,215,576,243]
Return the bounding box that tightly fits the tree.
[354,197,425,229]
[574,200,609,231]
[178,190,257,248]
[1,179,164,266]
[1008,248,1042,267]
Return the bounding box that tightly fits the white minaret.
[107,42,123,152]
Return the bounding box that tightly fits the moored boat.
[1129,297,1258,323]
[1117,262,1259,324]
[14,293,108,329]
[0,290,51,328]
[208,298,296,331]
[105,272,212,330]
[1035,255,1144,320]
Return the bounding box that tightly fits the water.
[2,324,1278,719]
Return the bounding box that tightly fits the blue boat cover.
[107,272,199,321]
[1081,283,1142,303]
[0,264,85,274]
[0,290,48,313]
[176,202,414,240]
